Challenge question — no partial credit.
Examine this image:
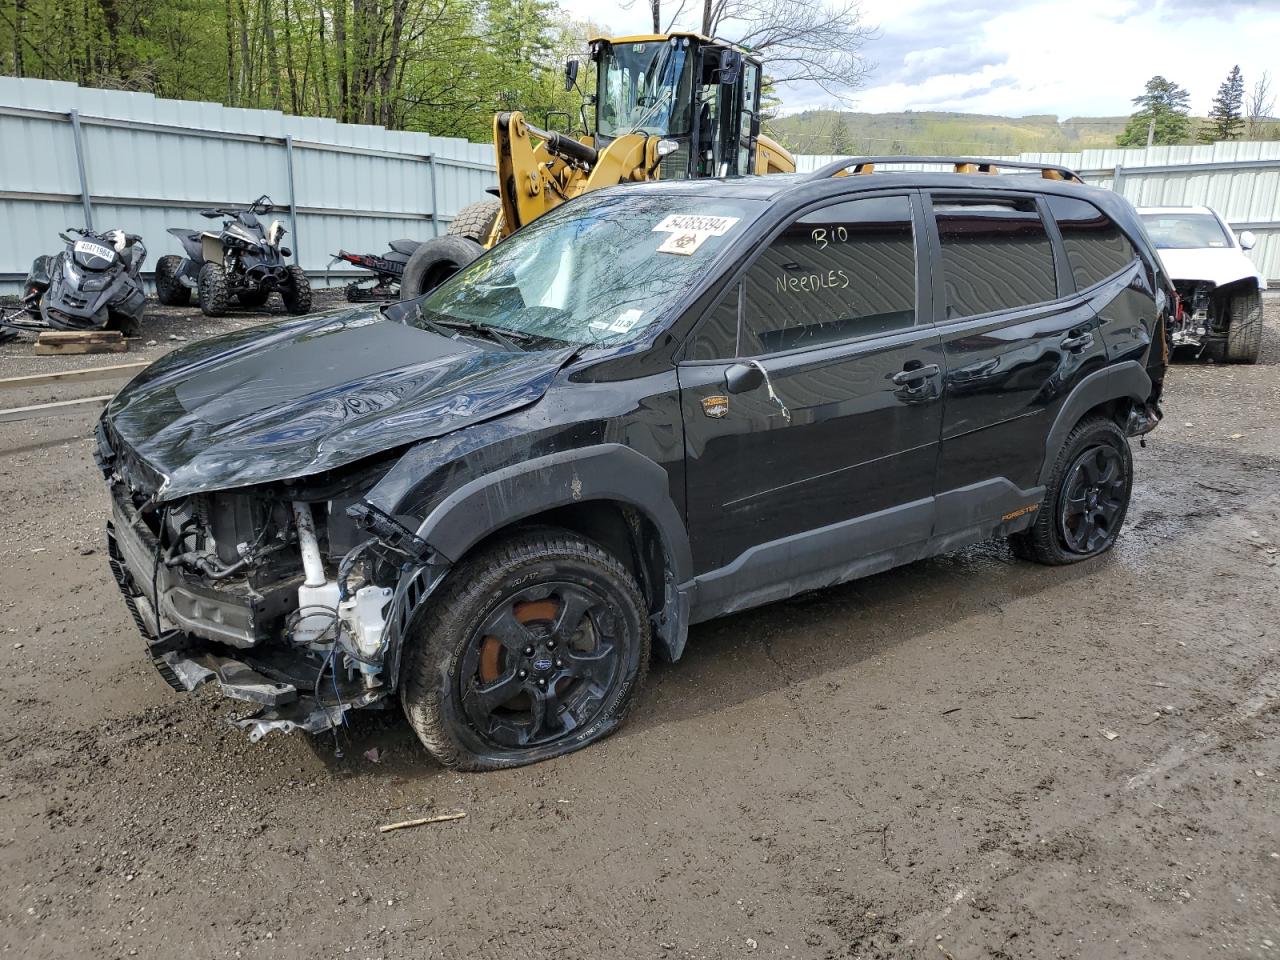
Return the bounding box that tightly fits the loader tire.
[154,256,190,306]
[197,262,230,317]
[401,236,485,299]
[1225,289,1263,364]
[446,198,502,244]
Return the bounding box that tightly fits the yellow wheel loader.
[401,32,796,296]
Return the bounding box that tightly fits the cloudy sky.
[555,0,1280,118]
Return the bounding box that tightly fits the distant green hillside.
[766,110,1133,156]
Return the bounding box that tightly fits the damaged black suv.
[98,157,1169,770]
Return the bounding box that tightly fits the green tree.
[1201,65,1245,142]
[1117,76,1192,147]
[828,114,851,154]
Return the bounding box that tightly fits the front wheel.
[401,529,651,770]
[280,264,312,314]
[1010,417,1132,565]
[1225,289,1263,364]
[197,262,230,317]
[154,255,190,306]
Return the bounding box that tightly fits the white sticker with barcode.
[652,214,739,236]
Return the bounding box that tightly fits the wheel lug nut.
[518,669,527,679]
[538,678,547,688]
[523,645,534,656]
[546,640,556,650]
[555,659,563,668]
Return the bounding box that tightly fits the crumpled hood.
[1155,247,1265,288]
[103,307,573,501]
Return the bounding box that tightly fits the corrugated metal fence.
[796,143,1280,283]
[3,77,1278,294]
[0,77,496,294]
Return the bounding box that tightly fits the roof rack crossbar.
[804,156,1085,185]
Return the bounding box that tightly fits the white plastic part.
[338,585,393,685]
[291,501,339,646]
[292,502,325,587]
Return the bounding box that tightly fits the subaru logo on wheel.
[533,657,554,671]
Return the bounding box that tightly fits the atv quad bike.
[155,195,311,317]
[402,32,796,297]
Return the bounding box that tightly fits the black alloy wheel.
[401,529,649,770]
[460,582,623,750]
[1058,444,1127,554]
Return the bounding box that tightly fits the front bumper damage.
[106,489,397,741]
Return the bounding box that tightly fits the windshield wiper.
[415,308,527,351]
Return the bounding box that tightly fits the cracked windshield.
[417,193,762,347]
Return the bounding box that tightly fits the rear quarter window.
[1046,195,1139,289]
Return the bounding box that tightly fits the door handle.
[1061,332,1094,352]
[890,363,940,385]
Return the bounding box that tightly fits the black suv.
[97,157,1169,770]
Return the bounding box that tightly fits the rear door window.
[932,199,1058,319]
[1046,195,1139,289]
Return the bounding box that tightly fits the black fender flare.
[414,443,694,658]
[1038,360,1152,485]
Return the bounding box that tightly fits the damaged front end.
[99,422,445,740]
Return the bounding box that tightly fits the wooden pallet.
[34,330,129,355]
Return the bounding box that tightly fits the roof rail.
[804,156,1085,185]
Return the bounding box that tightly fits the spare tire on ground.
[401,236,485,299]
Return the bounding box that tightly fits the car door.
[924,193,1108,531]
[676,192,945,615]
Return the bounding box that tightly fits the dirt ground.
[1,293,1278,960]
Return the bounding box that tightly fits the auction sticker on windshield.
[653,214,740,256]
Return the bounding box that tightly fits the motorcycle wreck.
[28,228,148,334]
[329,240,422,302]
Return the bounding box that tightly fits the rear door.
[924,193,1107,526]
[677,192,945,600]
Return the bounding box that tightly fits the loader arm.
[493,111,659,241]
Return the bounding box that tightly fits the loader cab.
[589,34,763,180]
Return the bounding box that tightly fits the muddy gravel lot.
[1,294,1278,960]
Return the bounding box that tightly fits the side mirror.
[718,49,743,87]
[725,362,763,394]
[1238,230,1256,251]
[564,59,580,92]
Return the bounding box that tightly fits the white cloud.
[556,0,1280,118]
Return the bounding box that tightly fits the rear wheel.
[401,236,484,298]
[280,264,312,314]
[154,255,190,306]
[447,198,502,244]
[1225,289,1263,364]
[401,529,650,770]
[197,262,230,317]
[1010,417,1132,565]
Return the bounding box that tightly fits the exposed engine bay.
[101,437,439,742]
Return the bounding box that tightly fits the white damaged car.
[1137,205,1266,363]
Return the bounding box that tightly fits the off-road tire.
[401,528,650,771]
[237,288,270,308]
[446,198,502,244]
[197,262,230,317]
[154,255,190,306]
[401,236,485,298]
[280,265,312,314]
[1009,416,1132,566]
[1224,289,1263,364]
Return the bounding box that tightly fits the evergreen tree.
[828,114,852,154]
[1201,65,1245,142]
[1116,76,1192,147]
